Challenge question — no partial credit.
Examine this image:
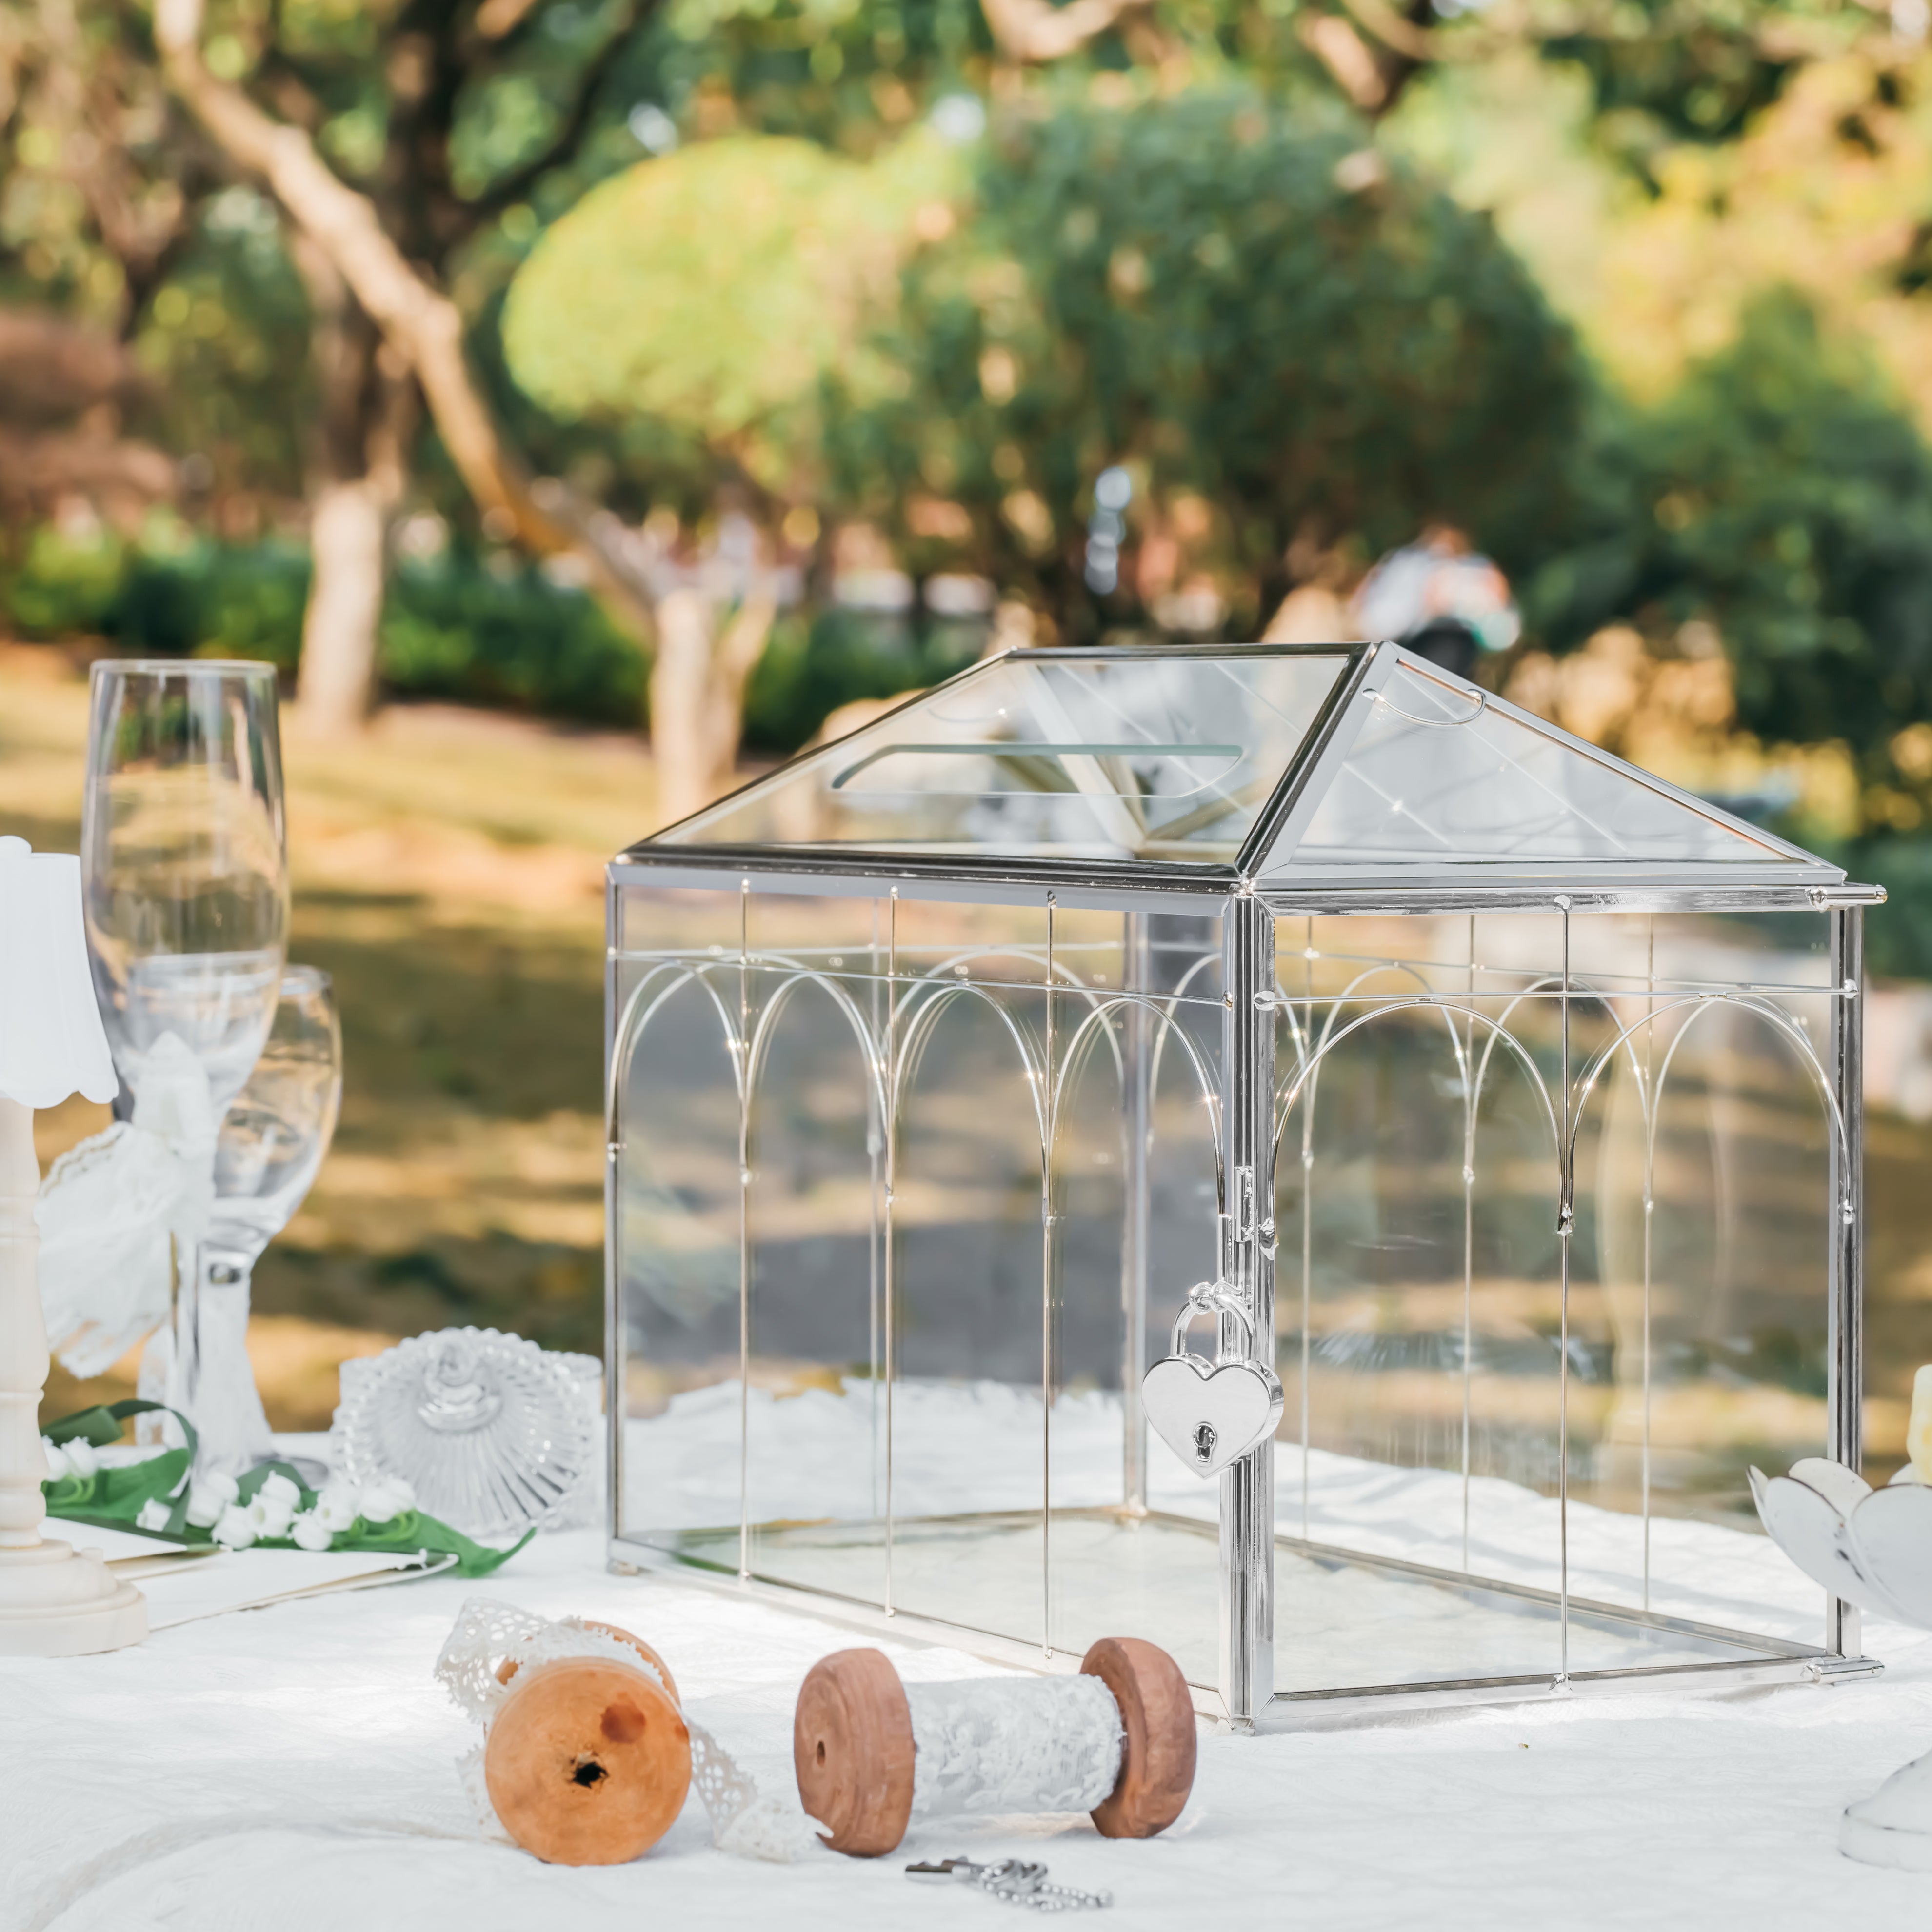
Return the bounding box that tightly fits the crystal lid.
[331,1326,598,1539]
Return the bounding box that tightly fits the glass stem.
[186,1243,275,1477]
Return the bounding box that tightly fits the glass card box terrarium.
[605,641,1882,1727]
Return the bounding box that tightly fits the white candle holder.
[0,835,146,1655]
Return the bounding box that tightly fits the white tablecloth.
[9,1519,1932,1931]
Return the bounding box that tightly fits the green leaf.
[40,1401,200,1535]
[45,1448,191,1524]
[42,1405,128,1448]
[335,1510,536,1579]
[41,1398,199,1473]
[39,1402,528,1576]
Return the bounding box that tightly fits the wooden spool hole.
[794,1646,915,1858]
[794,1636,1196,1858]
[484,1643,691,1866]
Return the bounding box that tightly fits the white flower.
[243,1493,295,1540]
[184,1471,240,1528]
[136,1499,172,1532]
[357,1482,408,1525]
[383,1475,416,1510]
[62,1438,99,1480]
[258,1471,301,1511]
[289,1511,335,1552]
[312,1485,361,1531]
[40,1437,71,1482]
[211,1504,256,1549]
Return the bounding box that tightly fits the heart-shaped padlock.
[1141,1284,1284,1480]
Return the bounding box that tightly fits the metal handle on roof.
[1373,686,1488,728]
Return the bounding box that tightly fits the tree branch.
[153,0,657,635]
[465,0,647,221]
[1340,0,1437,64]
[1298,12,1388,112]
[979,0,1144,63]
[474,0,547,40]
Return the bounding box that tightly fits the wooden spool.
[495,1620,680,1704]
[483,1620,691,1866]
[793,1635,1196,1858]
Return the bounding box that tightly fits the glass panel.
[1272,916,1565,1692]
[612,888,747,1557]
[655,650,1351,862]
[1269,911,1834,1698]
[1564,912,1834,1649]
[889,976,1048,1644]
[890,896,1052,989]
[1265,659,1801,876]
[1047,910,1224,1682]
[743,960,889,1606]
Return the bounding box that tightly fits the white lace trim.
[905,1674,1123,1820]
[435,1596,817,1863]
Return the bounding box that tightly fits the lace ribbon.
[904,1675,1123,1820]
[435,1596,817,1863]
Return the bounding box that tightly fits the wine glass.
[82,661,288,1450]
[195,967,343,1475]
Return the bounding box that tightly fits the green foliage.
[0,522,983,743]
[132,188,317,501]
[1540,0,1842,185]
[4,521,130,637]
[825,88,1595,641]
[1640,295,1932,760]
[650,0,997,153]
[503,131,960,498]
[1539,293,1932,817]
[2,531,649,726]
[124,538,315,663]
[379,553,647,724]
[741,605,983,753]
[1854,834,1932,980]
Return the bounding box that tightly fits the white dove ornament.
[1751,1367,1932,1870]
[1141,1285,1283,1479]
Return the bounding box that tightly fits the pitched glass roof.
[637,642,1840,888]
[654,648,1353,862]
[1257,654,1818,885]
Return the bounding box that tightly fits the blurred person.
[1350,524,1520,677]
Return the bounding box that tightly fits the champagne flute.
[197,967,343,1475]
[82,661,288,1449]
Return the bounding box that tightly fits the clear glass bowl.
[332,1327,599,1538]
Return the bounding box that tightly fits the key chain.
[908,1856,1113,1912]
[1139,1279,1284,1477]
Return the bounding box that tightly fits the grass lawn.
[2,644,653,1431]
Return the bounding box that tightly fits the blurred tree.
[1540,292,1932,838]
[0,1,223,537]
[501,130,959,814]
[149,0,676,735]
[5,0,1916,765]
[820,89,1592,644]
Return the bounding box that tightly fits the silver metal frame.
[602,642,1885,1729]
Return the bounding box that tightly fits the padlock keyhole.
[1193,1421,1217,1464]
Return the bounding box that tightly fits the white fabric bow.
[36,1032,215,1379]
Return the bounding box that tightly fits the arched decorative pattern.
[608,900,1232,1644]
[1265,908,1853,1660]
[609,884,1862,1714]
